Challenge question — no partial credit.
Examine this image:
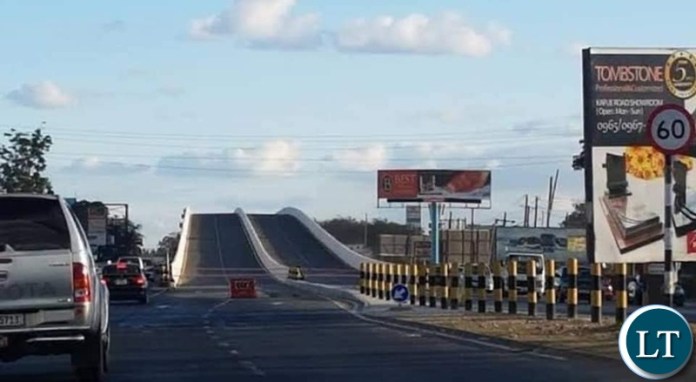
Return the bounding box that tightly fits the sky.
[2,0,696,247]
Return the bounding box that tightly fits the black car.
[101,263,149,304]
[627,276,685,307]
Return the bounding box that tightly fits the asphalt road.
[2,286,655,382]
[249,214,356,286]
[179,213,272,288]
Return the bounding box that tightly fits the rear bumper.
[108,287,147,300]
[0,327,92,361]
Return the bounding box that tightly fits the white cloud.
[189,0,321,49]
[6,81,74,109]
[331,144,387,171]
[62,157,150,175]
[335,12,510,56]
[157,140,301,177]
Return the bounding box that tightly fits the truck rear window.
[0,198,70,251]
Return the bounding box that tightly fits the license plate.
[0,314,24,328]
[114,279,128,286]
[0,336,8,349]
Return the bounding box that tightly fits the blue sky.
[2,0,695,247]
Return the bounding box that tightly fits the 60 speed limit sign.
[646,104,696,154]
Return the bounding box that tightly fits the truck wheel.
[72,330,107,382]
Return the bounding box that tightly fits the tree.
[561,202,587,228]
[0,128,53,193]
[156,232,179,258]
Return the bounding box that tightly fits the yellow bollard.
[546,259,556,320]
[449,262,459,310]
[463,263,473,311]
[508,260,518,315]
[477,262,487,313]
[493,261,503,313]
[527,260,537,316]
[615,263,628,324]
[567,259,578,318]
[591,263,602,324]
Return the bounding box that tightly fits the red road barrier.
[229,278,257,298]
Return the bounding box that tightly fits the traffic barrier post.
[428,263,437,308]
[440,264,449,309]
[385,263,393,301]
[400,263,408,285]
[378,263,384,300]
[546,259,556,320]
[464,263,473,311]
[493,261,503,313]
[449,262,459,310]
[409,264,417,305]
[527,260,537,317]
[591,263,602,324]
[360,263,366,294]
[567,258,578,319]
[369,263,376,298]
[418,263,427,306]
[615,263,628,324]
[477,262,486,313]
[508,260,518,315]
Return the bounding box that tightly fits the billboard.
[584,48,696,263]
[494,227,587,263]
[405,205,421,229]
[87,205,108,247]
[377,170,491,204]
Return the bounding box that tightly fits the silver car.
[0,194,110,382]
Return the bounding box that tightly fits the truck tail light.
[73,263,92,303]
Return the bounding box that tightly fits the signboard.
[391,284,409,303]
[406,205,421,229]
[228,278,257,298]
[87,205,108,246]
[377,169,491,204]
[494,227,587,263]
[584,48,696,263]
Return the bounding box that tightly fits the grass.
[399,312,626,360]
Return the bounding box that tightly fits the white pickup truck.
[500,252,546,296]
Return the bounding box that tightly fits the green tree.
[156,232,179,258]
[561,202,587,228]
[0,128,53,193]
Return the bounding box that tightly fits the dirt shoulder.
[367,308,696,361]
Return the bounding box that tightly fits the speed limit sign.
[646,104,695,154]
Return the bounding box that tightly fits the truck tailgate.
[0,249,74,311]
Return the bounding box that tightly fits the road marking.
[271,301,283,306]
[230,350,240,356]
[218,342,230,347]
[210,335,220,340]
[240,360,266,376]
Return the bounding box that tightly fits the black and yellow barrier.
[288,266,305,280]
[440,264,449,309]
[400,263,408,285]
[359,263,366,294]
[546,259,555,320]
[567,258,578,319]
[508,260,517,315]
[409,264,417,305]
[428,263,438,308]
[449,262,459,310]
[378,263,385,300]
[418,263,427,306]
[464,263,473,311]
[527,260,537,316]
[615,263,628,324]
[591,263,602,324]
[385,263,393,301]
[477,262,486,313]
[370,263,377,298]
[493,261,503,313]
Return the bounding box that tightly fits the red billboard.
[377,170,491,203]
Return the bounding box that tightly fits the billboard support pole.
[430,202,440,264]
[664,155,674,307]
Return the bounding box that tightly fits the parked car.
[101,263,149,304]
[0,194,110,382]
[459,263,494,292]
[627,276,685,307]
[557,266,613,303]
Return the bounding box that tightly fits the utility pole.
[546,169,560,228]
[533,196,539,228]
[363,213,368,248]
[524,194,529,227]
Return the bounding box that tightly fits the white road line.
[210,335,220,340]
[240,360,266,376]
[218,342,230,347]
[230,350,240,356]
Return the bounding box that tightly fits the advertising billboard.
[494,227,587,263]
[583,48,696,263]
[87,205,108,247]
[405,205,421,229]
[377,169,491,204]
